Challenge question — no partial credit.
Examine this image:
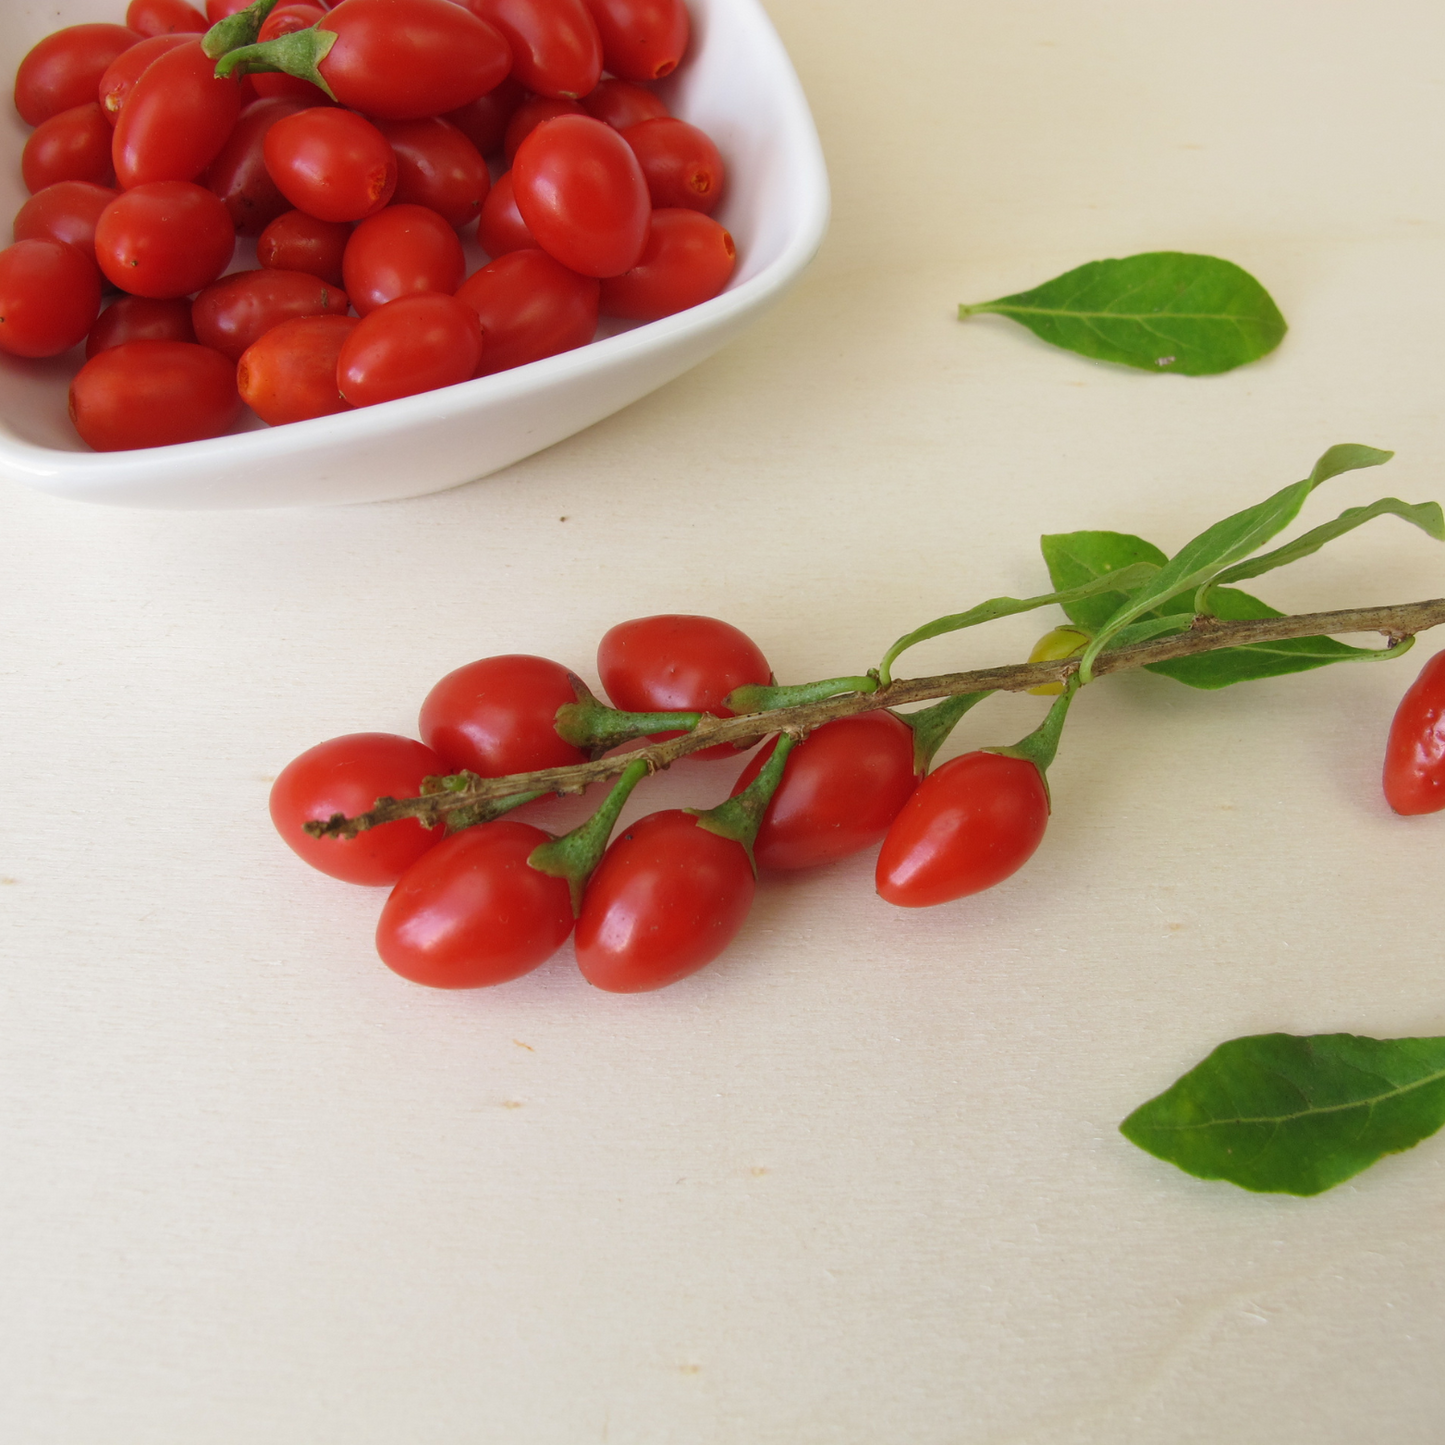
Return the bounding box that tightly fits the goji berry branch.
[307,596,1445,839]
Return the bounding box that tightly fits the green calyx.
[899,691,991,775]
[553,674,701,755]
[983,679,1079,809]
[688,731,798,874]
[213,24,338,97]
[724,675,877,714]
[527,757,649,914]
[202,0,284,59]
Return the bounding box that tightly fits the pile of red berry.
[3,0,733,450]
[270,615,1056,994]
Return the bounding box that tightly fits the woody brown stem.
[305,597,1445,838]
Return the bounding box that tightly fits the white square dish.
[0,0,829,509]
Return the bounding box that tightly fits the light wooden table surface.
[3,2,1443,1440]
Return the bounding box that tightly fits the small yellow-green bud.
[1027,626,1091,694]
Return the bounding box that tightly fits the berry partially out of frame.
[1383,649,1445,815]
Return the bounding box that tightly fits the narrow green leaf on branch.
[1040,527,1388,687]
[1121,1033,1445,1195]
[1095,446,1388,635]
[1040,531,1168,631]
[1200,494,1442,603]
[1076,445,1394,680]
[958,252,1287,375]
[1145,587,1397,687]
[876,563,1159,685]
[1100,614,1193,650]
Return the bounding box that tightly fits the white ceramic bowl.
[0,0,828,508]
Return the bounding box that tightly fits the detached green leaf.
[959,252,1286,375]
[1121,1033,1445,1195]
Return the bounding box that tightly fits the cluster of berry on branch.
[270,445,1445,993]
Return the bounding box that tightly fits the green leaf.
[1078,444,1394,678]
[1100,614,1192,650]
[1204,494,1438,598]
[876,562,1158,684]
[1295,442,1396,488]
[959,252,1287,375]
[1145,637,1379,688]
[1121,1033,1445,1195]
[1143,586,1374,688]
[1040,531,1168,631]
[1040,525,1380,688]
